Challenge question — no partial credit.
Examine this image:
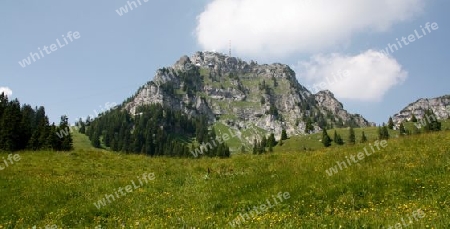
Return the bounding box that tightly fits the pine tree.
[19,105,35,149]
[281,129,288,140]
[378,125,390,140]
[399,122,406,136]
[322,129,332,147]
[411,114,418,122]
[38,119,51,150]
[305,118,314,134]
[388,117,394,130]
[77,118,86,134]
[268,133,276,147]
[0,99,22,151]
[46,124,58,150]
[360,131,368,143]
[257,140,265,154]
[348,127,356,145]
[59,115,73,151]
[334,130,344,145]
[91,131,101,148]
[261,136,267,148]
[423,109,441,132]
[382,126,390,139]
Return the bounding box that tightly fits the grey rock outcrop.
[123,52,371,141]
[392,95,450,123]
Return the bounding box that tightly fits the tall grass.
[0,131,449,228]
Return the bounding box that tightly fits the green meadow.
[0,128,449,228]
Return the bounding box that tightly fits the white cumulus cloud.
[294,50,408,101]
[0,87,13,97]
[196,0,425,57]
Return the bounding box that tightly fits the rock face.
[392,95,450,124]
[124,52,371,140]
[314,90,370,127]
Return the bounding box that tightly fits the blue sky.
[1,0,449,125]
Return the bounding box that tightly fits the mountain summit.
[124,52,370,144]
[392,94,450,124]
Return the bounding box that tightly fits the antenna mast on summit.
[229,40,231,57]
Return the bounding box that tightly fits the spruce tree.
[46,124,60,150]
[322,129,332,147]
[305,118,314,134]
[0,99,22,151]
[411,114,417,122]
[399,122,406,136]
[378,125,390,140]
[281,129,288,140]
[78,118,86,134]
[91,131,101,148]
[360,131,368,143]
[252,139,257,154]
[388,117,394,130]
[59,115,73,151]
[261,136,267,148]
[333,130,344,145]
[268,133,276,147]
[382,126,390,139]
[348,127,356,145]
[423,109,441,132]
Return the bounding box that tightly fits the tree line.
[321,109,444,147]
[0,93,73,152]
[81,103,230,158]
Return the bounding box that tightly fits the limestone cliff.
[392,95,450,123]
[123,52,371,141]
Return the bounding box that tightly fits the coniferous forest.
[82,103,230,158]
[0,93,73,152]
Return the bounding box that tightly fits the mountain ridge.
[392,94,450,124]
[123,51,371,141]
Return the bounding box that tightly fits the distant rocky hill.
[123,51,370,142]
[392,95,450,124]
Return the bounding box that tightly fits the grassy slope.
[277,120,450,153]
[1,130,449,228]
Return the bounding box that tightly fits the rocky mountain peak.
[123,52,371,147]
[392,95,450,123]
